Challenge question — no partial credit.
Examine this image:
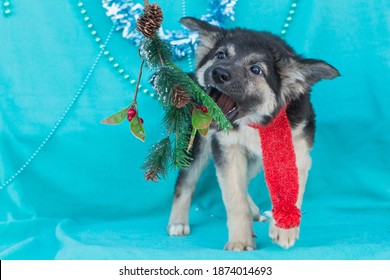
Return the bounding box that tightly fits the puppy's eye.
[216,51,226,59]
[250,65,263,75]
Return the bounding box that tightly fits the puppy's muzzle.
[212,67,230,84]
[208,67,238,121]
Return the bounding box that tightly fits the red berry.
[139,118,144,124]
[127,108,137,121]
[198,106,208,113]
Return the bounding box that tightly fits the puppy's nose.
[212,67,230,83]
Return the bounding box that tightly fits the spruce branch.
[140,33,232,181]
[151,67,175,107]
[140,37,172,69]
[162,105,192,168]
[142,137,171,182]
[162,105,191,133]
[173,131,192,168]
[106,2,233,182]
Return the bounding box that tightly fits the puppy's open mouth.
[208,87,238,120]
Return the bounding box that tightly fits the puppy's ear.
[280,57,340,99]
[180,17,223,66]
[297,58,340,85]
[180,17,221,34]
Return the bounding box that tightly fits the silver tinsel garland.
[101,0,237,60]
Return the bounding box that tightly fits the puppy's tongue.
[217,94,236,114]
[209,89,236,114]
[208,88,240,124]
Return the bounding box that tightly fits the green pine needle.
[142,137,172,181]
[162,105,193,169]
[172,132,192,168]
[140,37,172,69]
[162,104,191,132]
[151,67,174,107]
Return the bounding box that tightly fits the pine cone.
[171,85,191,108]
[136,3,163,38]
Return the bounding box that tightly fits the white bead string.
[280,0,299,38]
[0,25,115,190]
[2,0,11,15]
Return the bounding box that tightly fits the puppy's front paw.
[224,241,256,251]
[167,223,190,236]
[269,219,299,249]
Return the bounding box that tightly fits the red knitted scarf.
[249,106,301,229]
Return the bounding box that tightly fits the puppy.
[167,17,339,250]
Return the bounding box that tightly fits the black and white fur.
[167,17,339,250]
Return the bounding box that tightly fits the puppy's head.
[181,17,340,125]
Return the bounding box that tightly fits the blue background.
[0,0,389,259]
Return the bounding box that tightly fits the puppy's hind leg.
[167,135,211,236]
[247,194,268,222]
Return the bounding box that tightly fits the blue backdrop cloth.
[0,0,389,260]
